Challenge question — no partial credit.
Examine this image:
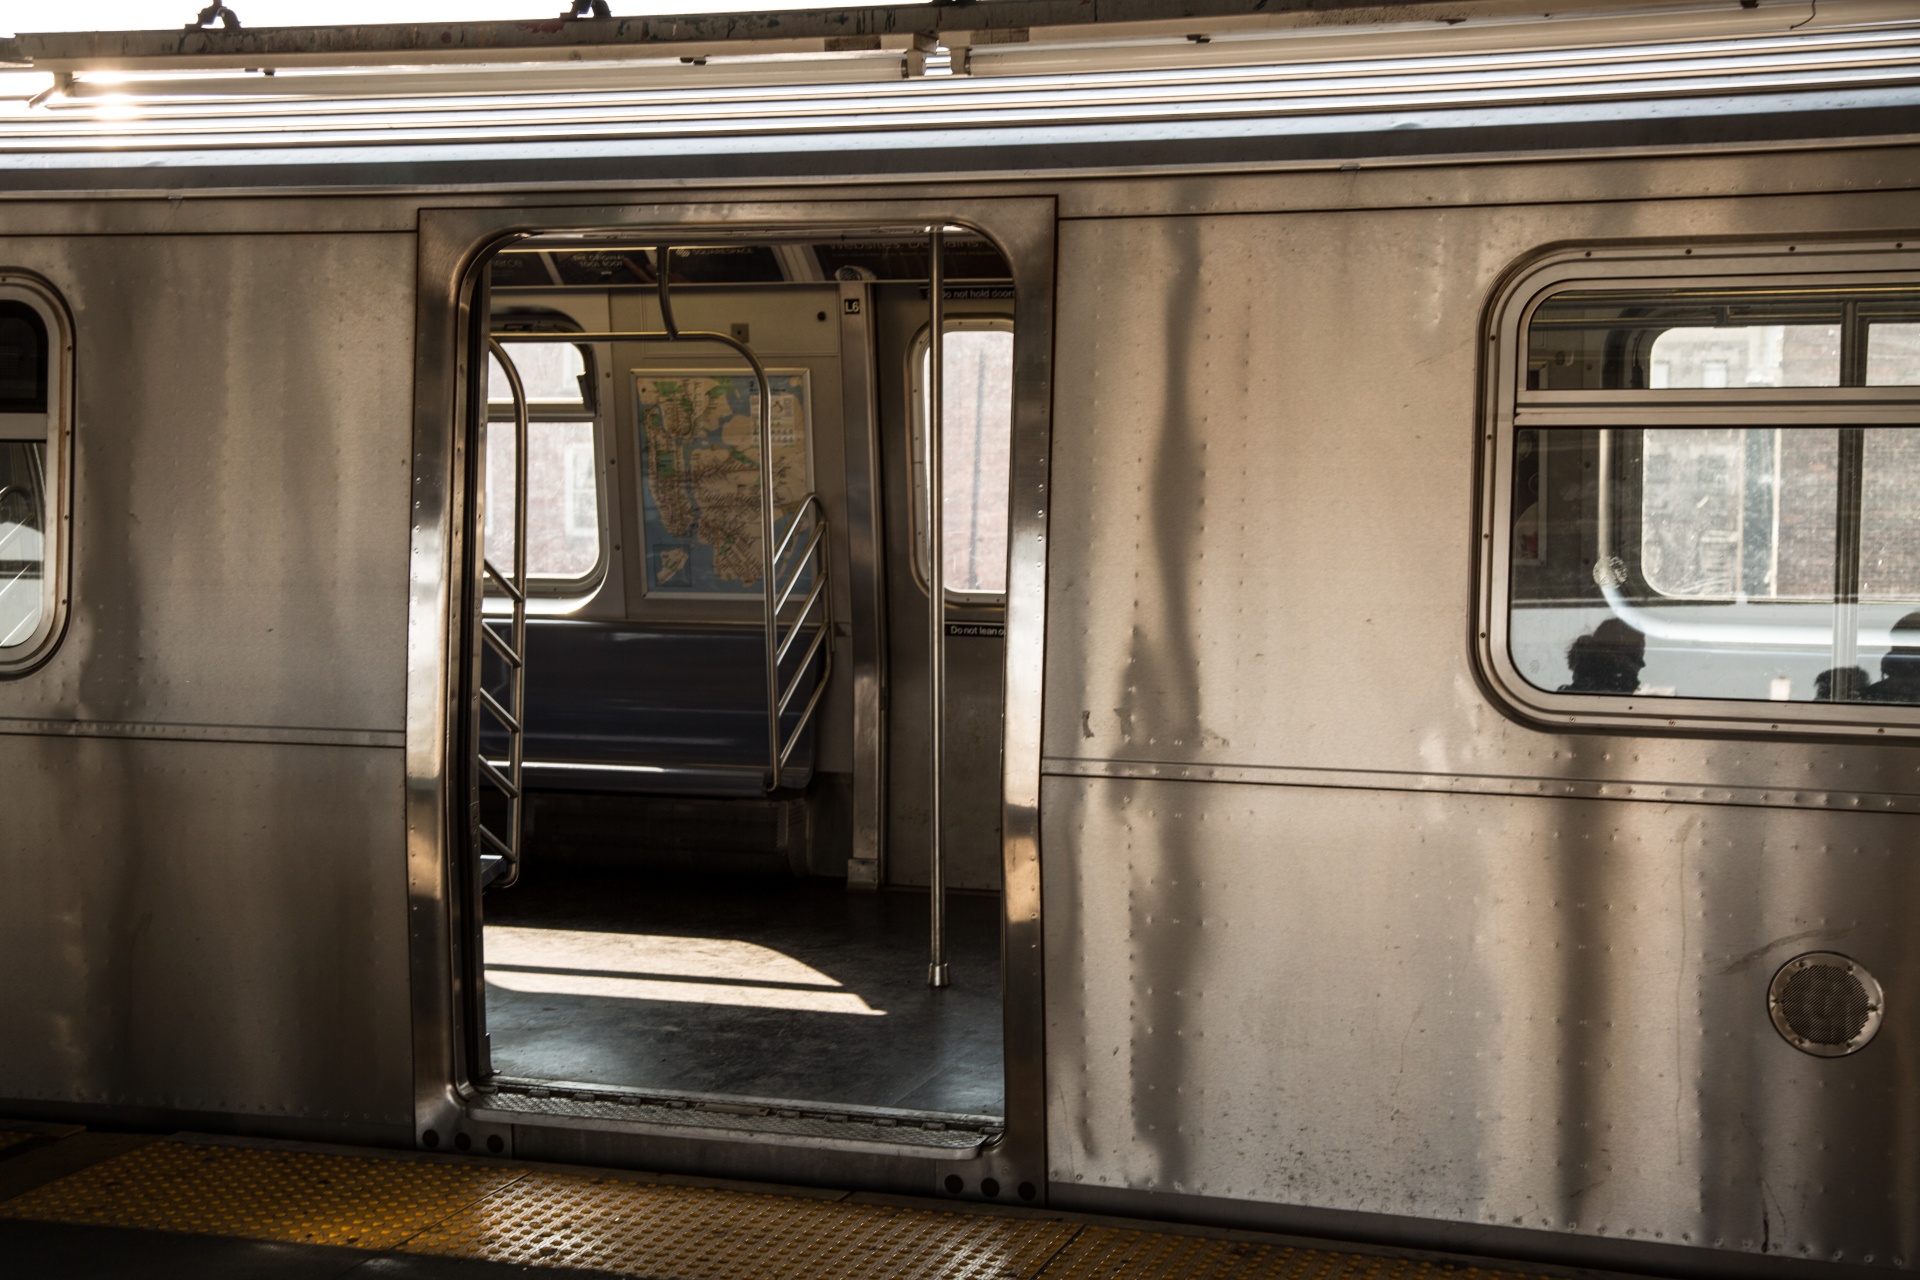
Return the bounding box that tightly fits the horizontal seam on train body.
[1041,755,1920,813]
[0,717,406,748]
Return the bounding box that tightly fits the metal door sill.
[471,1082,1000,1160]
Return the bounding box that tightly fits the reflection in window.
[1511,427,1920,704]
[0,441,45,648]
[912,324,1014,597]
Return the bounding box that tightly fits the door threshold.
[471,1078,1002,1160]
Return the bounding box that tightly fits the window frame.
[0,272,73,677]
[1478,241,1920,738]
[907,314,1015,608]
[483,335,610,599]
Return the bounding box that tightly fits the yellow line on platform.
[0,1138,1554,1279]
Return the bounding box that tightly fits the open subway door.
[417,208,1053,1203]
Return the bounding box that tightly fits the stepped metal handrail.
[477,337,530,889]
[490,246,833,793]
[771,493,833,775]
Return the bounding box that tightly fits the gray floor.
[481,871,1004,1116]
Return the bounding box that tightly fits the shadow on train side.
[466,231,1016,1126]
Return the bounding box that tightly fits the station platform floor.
[0,1125,1590,1280]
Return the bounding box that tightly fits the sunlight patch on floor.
[484,925,886,1016]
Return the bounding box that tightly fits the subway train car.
[2,0,1920,1275]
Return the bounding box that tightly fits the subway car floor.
[0,1126,1605,1279]
[481,870,1005,1117]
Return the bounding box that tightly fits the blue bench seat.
[483,619,818,798]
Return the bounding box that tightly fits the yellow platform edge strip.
[0,1138,1555,1280]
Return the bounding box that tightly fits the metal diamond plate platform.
[0,1135,1561,1280]
[0,1140,518,1249]
[404,1170,1075,1279]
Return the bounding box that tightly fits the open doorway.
[459,228,1018,1143]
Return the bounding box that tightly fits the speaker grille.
[1769,953,1882,1057]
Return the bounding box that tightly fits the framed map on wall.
[633,368,813,596]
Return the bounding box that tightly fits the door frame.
[404,195,1057,1198]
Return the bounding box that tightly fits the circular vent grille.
[1769,953,1882,1057]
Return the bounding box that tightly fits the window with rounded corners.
[908,317,1014,604]
[1479,242,1920,737]
[482,324,607,593]
[0,275,72,676]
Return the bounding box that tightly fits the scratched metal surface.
[0,230,417,1138]
[1043,773,1920,1264]
[1038,194,1920,1266]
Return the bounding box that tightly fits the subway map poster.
[634,369,812,596]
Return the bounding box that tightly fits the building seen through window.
[486,341,601,584]
[912,323,1014,598]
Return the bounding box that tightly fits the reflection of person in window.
[1863,611,1920,705]
[1815,666,1870,703]
[1559,618,1645,694]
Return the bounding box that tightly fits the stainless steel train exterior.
[3,1,1919,1276]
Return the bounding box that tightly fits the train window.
[1869,323,1920,384]
[909,319,1014,601]
[489,341,591,410]
[1492,264,1920,724]
[0,280,71,673]
[1526,285,1920,390]
[485,341,603,586]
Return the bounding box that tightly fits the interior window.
[0,291,63,668]
[0,302,48,412]
[1646,326,1840,388]
[0,441,46,649]
[1526,286,1917,390]
[489,340,589,408]
[1869,323,1920,385]
[485,341,602,585]
[1509,281,1920,707]
[910,321,1014,599]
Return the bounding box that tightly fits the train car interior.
[1510,283,1920,707]
[463,229,1016,1129]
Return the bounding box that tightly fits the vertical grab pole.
[928,227,950,989]
[758,318,780,791]
[1832,300,1867,700]
[510,349,528,880]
